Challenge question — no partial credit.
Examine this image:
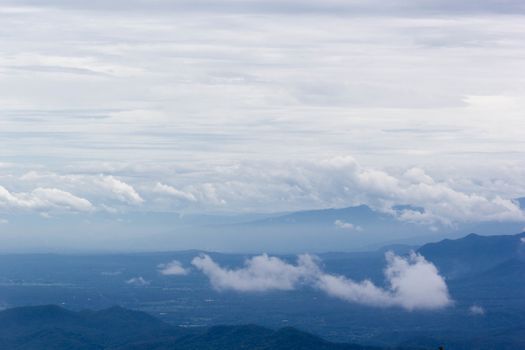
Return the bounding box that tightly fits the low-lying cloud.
[191,254,318,292]
[317,252,451,310]
[334,219,363,231]
[192,252,451,310]
[125,276,149,286]
[158,260,189,276]
[469,305,485,315]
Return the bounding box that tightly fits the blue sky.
[0,0,524,249]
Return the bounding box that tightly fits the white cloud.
[125,276,149,286]
[315,157,525,225]
[0,218,8,224]
[193,252,451,310]
[158,260,189,276]
[192,254,319,292]
[30,188,94,211]
[95,176,143,205]
[2,157,524,227]
[0,185,93,212]
[316,252,451,310]
[169,156,524,225]
[0,2,524,227]
[100,270,123,276]
[154,183,196,202]
[334,220,363,231]
[469,305,485,315]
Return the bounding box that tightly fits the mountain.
[231,204,525,252]
[417,232,525,280]
[231,205,444,251]
[0,305,395,350]
[0,305,174,350]
[127,325,386,350]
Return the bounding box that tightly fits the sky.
[0,0,525,250]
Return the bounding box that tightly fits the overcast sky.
[1,0,525,229]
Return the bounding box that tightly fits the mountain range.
[0,231,523,349]
[0,305,399,350]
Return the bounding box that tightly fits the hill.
[417,232,525,279]
[0,305,393,350]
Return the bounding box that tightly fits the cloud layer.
[192,252,451,310]
[1,156,523,227]
[1,0,525,234]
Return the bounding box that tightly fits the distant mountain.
[0,305,174,350]
[247,205,380,225]
[233,204,525,251]
[418,232,525,280]
[232,205,445,251]
[136,325,386,350]
[0,305,395,350]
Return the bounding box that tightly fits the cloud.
[164,156,524,225]
[4,0,525,15]
[100,270,123,276]
[3,157,524,227]
[30,188,94,211]
[0,218,8,224]
[317,252,451,310]
[0,185,93,212]
[158,260,189,276]
[154,183,197,202]
[469,305,485,315]
[125,276,149,286]
[95,176,143,205]
[334,220,363,231]
[191,254,319,292]
[315,157,525,225]
[193,252,451,310]
[1,0,525,229]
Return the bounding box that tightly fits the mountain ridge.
[0,305,400,350]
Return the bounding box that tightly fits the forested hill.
[0,305,407,350]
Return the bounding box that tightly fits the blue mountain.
[0,305,392,350]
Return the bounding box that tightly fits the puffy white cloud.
[334,220,363,231]
[193,252,451,310]
[316,252,451,310]
[191,254,319,292]
[160,156,524,225]
[0,185,93,212]
[95,176,143,205]
[125,276,149,286]
[3,156,524,227]
[312,156,525,225]
[154,183,197,202]
[469,305,485,315]
[30,188,94,212]
[158,260,189,276]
